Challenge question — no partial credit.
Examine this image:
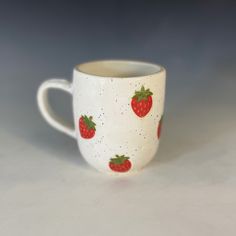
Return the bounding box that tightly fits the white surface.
[1,77,236,235]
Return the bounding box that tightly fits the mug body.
[72,60,166,175]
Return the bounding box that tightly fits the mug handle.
[37,79,76,139]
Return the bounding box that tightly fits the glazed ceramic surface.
[37,60,166,175]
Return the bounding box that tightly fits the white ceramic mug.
[37,60,166,175]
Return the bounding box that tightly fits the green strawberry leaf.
[160,115,164,123]
[82,115,96,130]
[110,155,129,164]
[132,85,153,102]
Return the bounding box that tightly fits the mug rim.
[74,59,165,79]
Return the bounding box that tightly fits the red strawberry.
[157,116,163,139]
[131,85,153,117]
[79,115,96,139]
[109,155,131,172]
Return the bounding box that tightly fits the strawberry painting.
[157,116,163,139]
[79,115,96,139]
[131,85,153,117]
[109,155,131,172]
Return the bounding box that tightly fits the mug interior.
[76,60,163,78]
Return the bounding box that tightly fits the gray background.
[1,1,236,235]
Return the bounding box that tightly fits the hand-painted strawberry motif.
[131,85,153,117]
[109,155,131,172]
[157,115,163,139]
[79,115,96,139]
